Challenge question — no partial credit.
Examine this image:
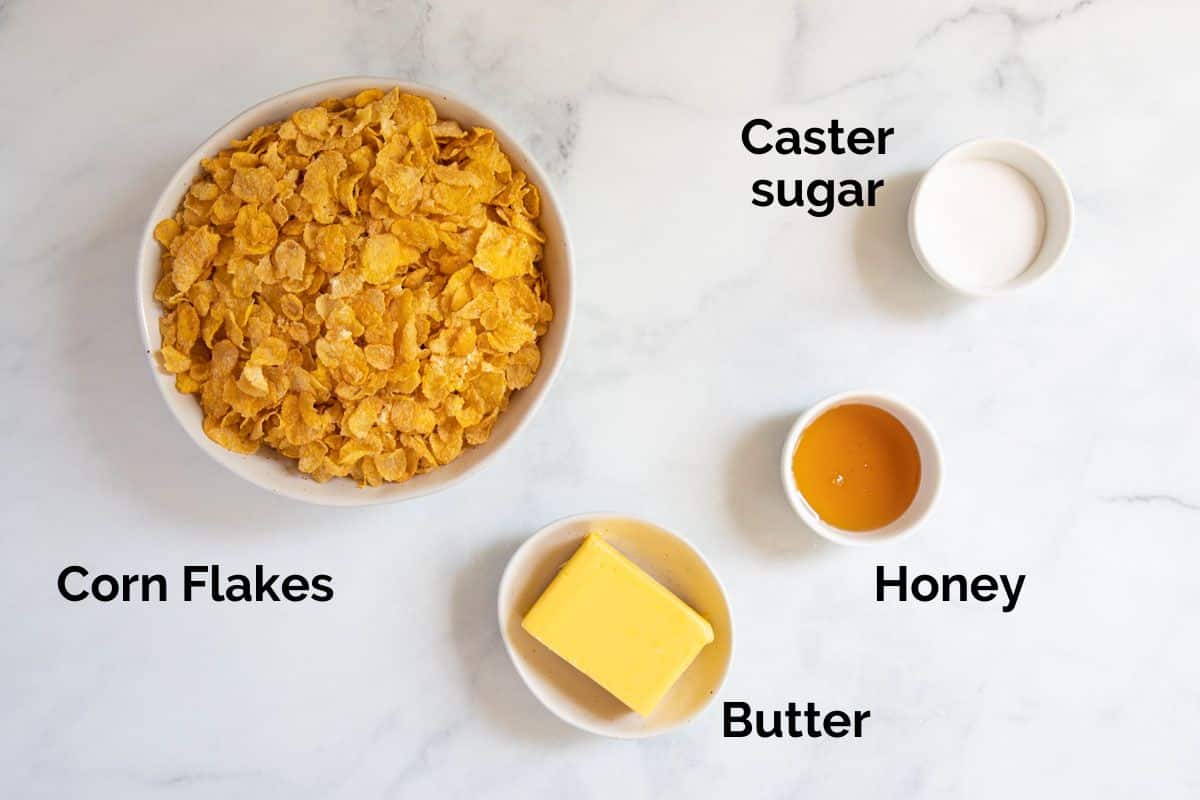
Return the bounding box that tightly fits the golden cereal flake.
[152,89,552,486]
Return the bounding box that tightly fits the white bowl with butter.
[908,138,1073,296]
[498,513,734,738]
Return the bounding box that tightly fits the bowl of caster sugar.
[908,138,1073,296]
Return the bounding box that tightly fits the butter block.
[521,532,714,717]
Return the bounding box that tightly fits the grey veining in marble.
[1,0,1198,797]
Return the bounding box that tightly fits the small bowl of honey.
[780,392,943,545]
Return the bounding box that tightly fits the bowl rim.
[497,511,735,739]
[779,390,943,546]
[135,76,574,506]
[907,136,1074,297]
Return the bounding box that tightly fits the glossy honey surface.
[791,404,921,532]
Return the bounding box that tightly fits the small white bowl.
[780,391,943,545]
[498,513,734,738]
[135,77,574,506]
[908,138,1073,296]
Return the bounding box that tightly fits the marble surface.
[2,0,1198,796]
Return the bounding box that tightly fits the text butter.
[521,533,714,717]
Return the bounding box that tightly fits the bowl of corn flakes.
[136,78,573,505]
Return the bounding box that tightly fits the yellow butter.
[521,532,714,717]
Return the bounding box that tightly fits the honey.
[791,404,921,532]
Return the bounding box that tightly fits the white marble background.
[2,0,1198,796]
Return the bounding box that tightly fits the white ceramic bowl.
[908,138,1073,296]
[780,391,943,545]
[498,513,734,738]
[135,77,574,505]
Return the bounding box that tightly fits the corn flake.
[153,89,551,485]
